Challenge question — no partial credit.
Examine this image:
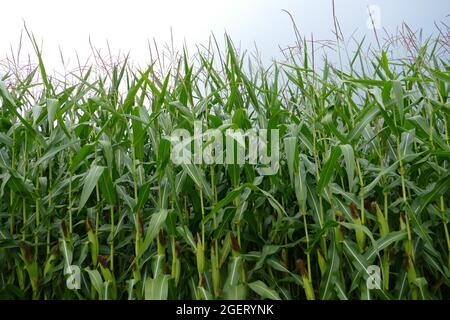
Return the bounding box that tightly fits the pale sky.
[0,0,448,71]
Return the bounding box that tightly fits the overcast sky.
[0,0,448,71]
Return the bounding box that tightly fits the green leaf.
[248,281,281,300]
[340,144,355,192]
[415,173,450,217]
[139,209,169,259]
[225,256,242,287]
[364,161,399,193]
[134,181,152,213]
[254,245,280,270]
[317,146,342,194]
[47,98,58,127]
[176,226,197,252]
[224,284,247,300]
[392,80,404,124]
[85,268,104,299]
[79,165,105,212]
[145,274,169,300]
[365,230,407,261]
[122,66,152,114]
[181,163,212,201]
[320,241,340,300]
[100,139,114,170]
[35,141,76,166]
[0,132,12,146]
[99,169,116,205]
[132,106,145,161]
[295,156,307,211]
[347,104,379,142]
[400,130,415,161]
[70,143,96,172]
[0,81,44,145]
[157,138,171,172]
[284,137,297,184]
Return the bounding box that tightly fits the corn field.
[0,32,449,300]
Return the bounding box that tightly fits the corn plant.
[0,30,449,300]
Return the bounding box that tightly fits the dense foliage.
[0,34,449,300]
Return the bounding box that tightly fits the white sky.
[0,0,448,71]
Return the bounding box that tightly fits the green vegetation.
[0,31,449,300]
